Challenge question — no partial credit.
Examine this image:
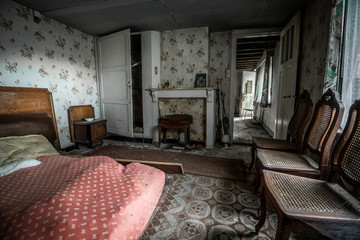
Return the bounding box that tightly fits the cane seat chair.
[249,90,313,171]
[254,89,344,190]
[255,100,360,240]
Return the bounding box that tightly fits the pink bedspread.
[0,155,165,240]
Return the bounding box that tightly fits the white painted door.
[274,12,301,139]
[97,29,133,137]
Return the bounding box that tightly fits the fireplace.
[149,88,216,148]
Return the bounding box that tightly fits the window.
[254,50,274,107]
[341,0,360,127]
[254,59,265,103]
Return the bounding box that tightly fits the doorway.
[233,69,270,144]
[131,34,143,136]
[229,30,280,144]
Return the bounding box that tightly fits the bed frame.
[0,86,60,150]
[0,86,184,174]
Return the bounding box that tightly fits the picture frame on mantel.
[194,73,206,88]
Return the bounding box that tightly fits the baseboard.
[106,134,153,143]
[106,133,206,146]
[61,144,76,152]
[254,116,274,138]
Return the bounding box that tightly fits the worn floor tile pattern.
[140,174,276,240]
[141,174,329,240]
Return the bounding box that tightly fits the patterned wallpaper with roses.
[159,28,231,142]
[0,0,99,149]
[160,27,209,88]
[209,32,231,114]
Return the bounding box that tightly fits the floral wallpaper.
[209,32,231,114]
[159,27,209,142]
[160,27,209,88]
[299,0,332,103]
[0,0,99,149]
[159,28,233,142]
[159,98,206,141]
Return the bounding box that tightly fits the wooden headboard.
[0,86,60,150]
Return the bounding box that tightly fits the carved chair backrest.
[287,90,313,153]
[302,89,344,178]
[331,100,360,188]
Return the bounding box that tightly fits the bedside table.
[72,119,107,148]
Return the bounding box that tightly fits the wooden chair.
[255,100,360,240]
[249,90,313,171]
[254,89,344,190]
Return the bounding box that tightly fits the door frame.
[229,28,281,143]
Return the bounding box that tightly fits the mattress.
[0,155,165,239]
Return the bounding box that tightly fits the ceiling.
[13,0,306,70]
[13,0,306,36]
[236,35,279,70]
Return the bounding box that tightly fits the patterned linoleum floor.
[140,174,328,240]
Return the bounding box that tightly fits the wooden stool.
[158,114,193,145]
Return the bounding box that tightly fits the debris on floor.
[134,127,143,133]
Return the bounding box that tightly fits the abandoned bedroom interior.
[1,0,360,239]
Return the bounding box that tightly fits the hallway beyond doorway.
[232,117,271,145]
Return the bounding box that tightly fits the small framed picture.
[194,74,206,88]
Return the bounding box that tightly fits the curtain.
[324,0,344,91]
[341,0,360,127]
[260,55,272,107]
[254,60,265,103]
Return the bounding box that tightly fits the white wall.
[141,31,160,138]
[239,70,256,114]
[254,42,280,136]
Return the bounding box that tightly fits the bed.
[0,86,166,239]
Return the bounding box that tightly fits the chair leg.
[158,125,162,145]
[275,214,285,240]
[184,126,188,145]
[163,128,167,143]
[253,159,261,192]
[275,214,293,240]
[187,126,190,145]
[248,143,256,172]
[255,185,266,232]
[279,220,293,240]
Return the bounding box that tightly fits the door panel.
[97,28,133,137]
[101,37,127,68]
[104,103,130,134]
[101,71,128,100]
[275,12,301,139]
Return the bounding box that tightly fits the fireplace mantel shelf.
[148,88,216,104]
